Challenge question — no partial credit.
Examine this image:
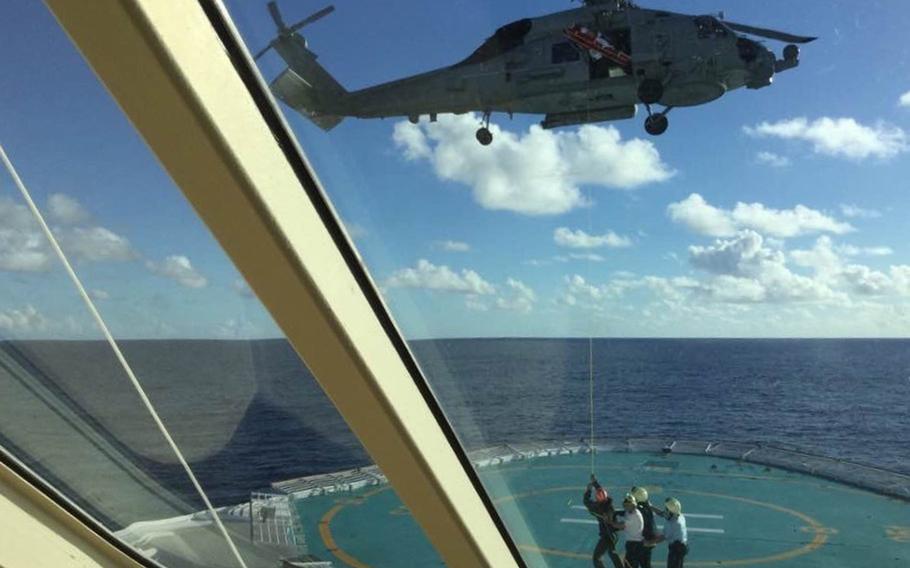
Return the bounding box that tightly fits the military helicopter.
[256,0,815,145]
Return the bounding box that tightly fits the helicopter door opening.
[551,41,581,65]
[581,28,631,80]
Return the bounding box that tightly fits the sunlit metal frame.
[40,0,523,566]
[0,457,146,567]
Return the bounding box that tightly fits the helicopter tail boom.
[271,67,345,131]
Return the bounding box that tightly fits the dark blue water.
[7,339,910,514]
[412,339,910,471]
[194,338,910,506]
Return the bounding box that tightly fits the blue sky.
[2,1,910,339]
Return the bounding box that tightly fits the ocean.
[2,338,909,516]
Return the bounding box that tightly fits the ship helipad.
[277,440,910,567]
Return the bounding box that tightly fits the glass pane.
[1,3,439,567]
[222,0,910,566]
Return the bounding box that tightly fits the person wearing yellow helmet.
[583,475,629,568]
[630,486,657,568]
[611,492,645,567]
[654,497,688,568]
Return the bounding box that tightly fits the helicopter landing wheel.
[476,127,493,146]
[644,114,669,136]
[638,78,664,105]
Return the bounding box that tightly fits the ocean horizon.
[3,337,908,518]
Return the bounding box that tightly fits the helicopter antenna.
[254,2,335,60]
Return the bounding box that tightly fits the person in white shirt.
[611,493,645,568]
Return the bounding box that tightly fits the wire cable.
[0,144,249,568]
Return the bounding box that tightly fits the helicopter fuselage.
[268,3,805,139]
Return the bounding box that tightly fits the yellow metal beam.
[0,460,144,568]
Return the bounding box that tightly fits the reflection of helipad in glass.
[289,447,909,567]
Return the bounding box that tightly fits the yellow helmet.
[623,493,638,506]
[665,497,682,516]
[631,486,649,503]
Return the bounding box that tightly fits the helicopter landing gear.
[643,104,672,136]
[637,78,664,105]
[476,111,493,146]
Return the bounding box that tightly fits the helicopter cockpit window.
[551,41,581,64]
[456,18,533,67]
[694,16,728,39]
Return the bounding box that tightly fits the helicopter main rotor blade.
[253,41,275,60]
[288,5,335,34]
[725,21,817,44]
[267,1,287,31]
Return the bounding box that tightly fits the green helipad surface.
[292,453,910,567]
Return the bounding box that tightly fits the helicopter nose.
[747,46,776,89]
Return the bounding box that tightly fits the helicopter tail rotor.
[254,2,336,60]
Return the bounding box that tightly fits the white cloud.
[385,259,494,295]
[744,117,907,161]
[233,278,254,297]
[569,253,606,263]
[393,114,674,216]
[667,193,853,238]
[215,318,260,339]
[839,204,881,219]
[0,196,137,272]
[686,231,839,303]
[562,274,636,305]
[554,227,632,249]
[434,240,471,252]
[57,227,138,262]
[0,305,47,335]
[838,244,893,257]
[495,279,536,313]
[48,194,90,225]
[90,289,110,301]
[790,236,843,278]
[841,265,892,296]
[146,255,208,289]
[343,221,367,239]
[465,295,490,312]
[667,194,737,237]
[900,91,910,108]
[790,237,909,297]
[731,202,853,238]
[755,151,791,168]
[689,231,776,276]
[0,198,52,271]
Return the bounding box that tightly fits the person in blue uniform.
[631,486,657,568]
[655,497,688,568]
[583,475,629,568]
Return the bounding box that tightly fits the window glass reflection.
[1,3,439,567]
[224,0,910,566]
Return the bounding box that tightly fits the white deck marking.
[657,524,725,534]
[570,506,724,519]
[560,518,725,534]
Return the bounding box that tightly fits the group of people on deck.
[583,476,688,568]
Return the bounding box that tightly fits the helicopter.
[256,0,815,145]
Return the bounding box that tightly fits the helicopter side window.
[551,41,581,64]
[694,16,728,39]
[455,19,534,67]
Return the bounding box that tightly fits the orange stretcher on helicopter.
[564,25,632,70]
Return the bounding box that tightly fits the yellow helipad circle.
[319,479,830,567]
[497,486,829,567]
